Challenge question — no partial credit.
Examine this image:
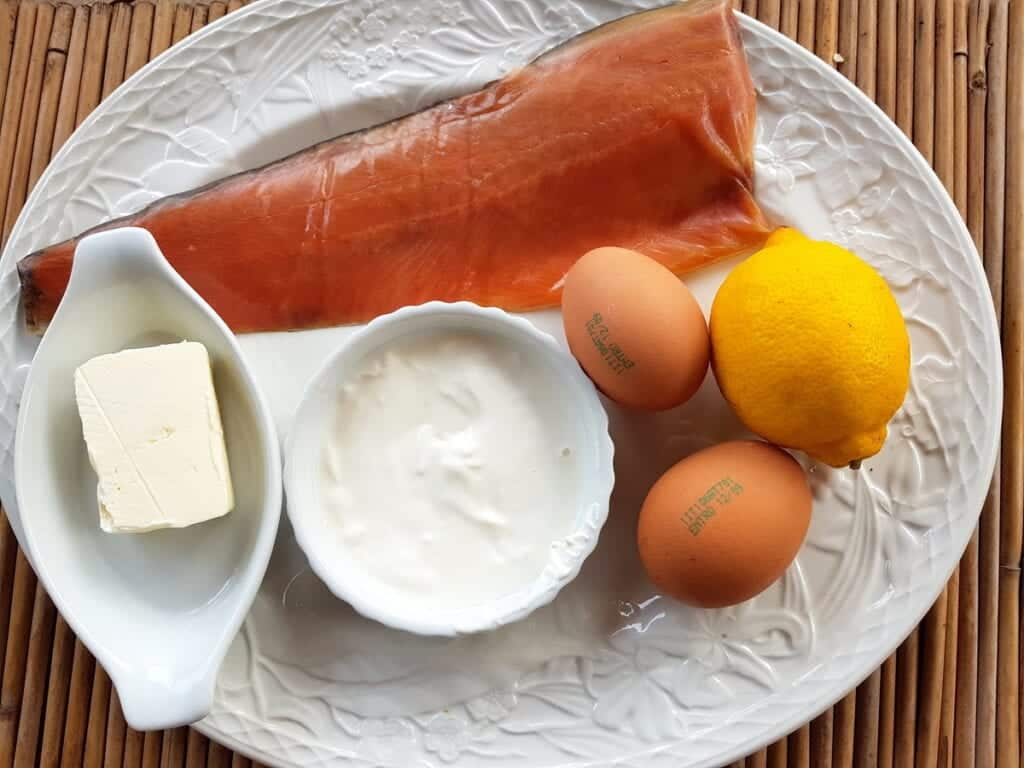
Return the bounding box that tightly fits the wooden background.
[0,0,1020,765]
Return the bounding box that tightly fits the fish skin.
[19,0,770,334]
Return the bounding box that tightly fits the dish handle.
[111,667,215,732]
[65,227,176,304]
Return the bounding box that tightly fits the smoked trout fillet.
[19,0,770,334]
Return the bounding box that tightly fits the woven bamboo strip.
[916,592,948,768]
[934,3,960,762]
[797,0,815,48]
[760,0,781,28]
[208,1,226,23]
[101,0,130,98]
[161,726,187,766]
[51,5,86,153]
[61,639,96,767]
[0,1,54,751]
[833,691,854,768]
[955,533,980,768]
[780,0,797,37]
[836,0,856,76]
[26,2,71,185]
[125,1,152,77]
[876,0,895,116]
[170,2,190,43]
[788,723,809,768]
[997,0,1022,762]
[12,580,56,768]
[1010,4,1024,758]
[83,665,112,768]
[977,482,1000,768]
[190,2,206,32]
[123,727,144,768]
[815,0,838,64]
[6,20,70,763]
[895,633,919,767]
[935,0,955,186]
[980,4,1008,768]
[966,0,988,251]
[895,0,913,133]
[879,654,897,768]
[952,0,968,214]
[0,0,36,236]
[206,741,232,768]
[32,7,87,765]
[75,1,108,122]
[810,709,833,767]
[149,0,173,57]
[0,542,42,746]
[185,730,208,766]
[141,732,162,768]
[38,617,72,767]
[103,691,125,767]
[939,570,960,767]
[912,0,935,156]
[854,668,881,766]
[855,0,875,97]
[0,1,18,121]
[0,0,49,238]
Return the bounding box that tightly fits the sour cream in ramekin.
[285,303,614,636]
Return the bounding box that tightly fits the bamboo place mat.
[0,0,1020,766]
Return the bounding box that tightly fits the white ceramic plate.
[0,1,1001,766]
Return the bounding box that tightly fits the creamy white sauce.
[320,330,580,610]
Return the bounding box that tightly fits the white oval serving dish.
[14,228,282,731]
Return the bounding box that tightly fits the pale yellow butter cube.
[74,341,234,533]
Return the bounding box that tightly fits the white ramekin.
[284,302,614,636]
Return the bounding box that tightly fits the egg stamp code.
[682,477,744,535]
[585,313,636,374]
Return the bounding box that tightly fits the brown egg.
[561,247,709,411]
[637,441,812,608]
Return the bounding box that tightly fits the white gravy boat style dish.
[14,227,282,731]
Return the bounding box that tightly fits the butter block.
[74,341,234,533]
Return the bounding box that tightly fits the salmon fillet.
[19,0,770,334]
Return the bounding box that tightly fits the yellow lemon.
[710,228,910,467]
